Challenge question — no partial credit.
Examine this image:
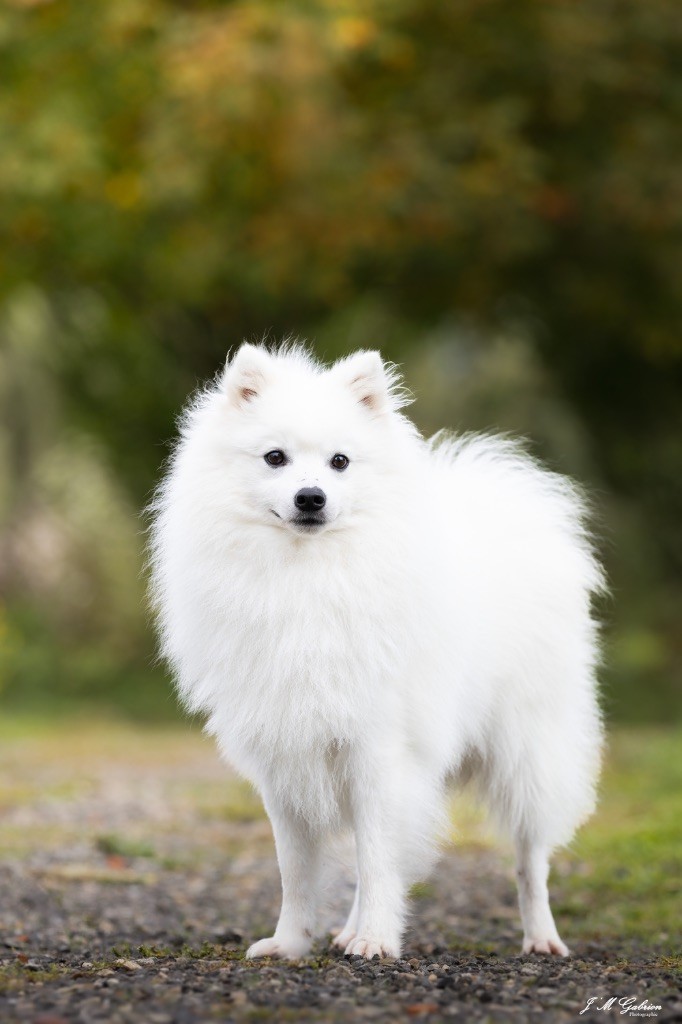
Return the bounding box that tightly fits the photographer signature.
[580,996,662,1017]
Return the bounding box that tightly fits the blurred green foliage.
[0,0,680,719]
[557,726,682,947]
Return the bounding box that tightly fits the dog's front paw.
[246,935,311,960]
[345,935,401,960]
[522,935,569,957]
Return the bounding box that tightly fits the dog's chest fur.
[198,539,414,803]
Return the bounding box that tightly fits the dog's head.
[210,343,413,536]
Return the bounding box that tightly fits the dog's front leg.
[345,775,406,960]
[246,800,321,960]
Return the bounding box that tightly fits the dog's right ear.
[222,344,271,406]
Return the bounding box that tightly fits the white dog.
[150,343,604,961]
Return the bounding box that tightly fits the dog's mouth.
[290,515,327,532]
[270,510,328,532]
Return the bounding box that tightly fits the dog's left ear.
[334,350,405,414]
[222,344,272,406]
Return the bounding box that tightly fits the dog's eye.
[330,453,349,472]
[264,450,287,467]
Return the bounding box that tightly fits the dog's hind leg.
[480,666,601,956]
[331,883,359,950]
[514,837,569,957]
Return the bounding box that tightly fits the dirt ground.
[0,721,679,1023]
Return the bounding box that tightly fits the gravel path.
[0,724,679,1022]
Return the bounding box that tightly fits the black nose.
[294,487,326,512]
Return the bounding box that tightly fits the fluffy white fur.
[149,343,604,961]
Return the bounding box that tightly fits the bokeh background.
[1,0,681,725]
